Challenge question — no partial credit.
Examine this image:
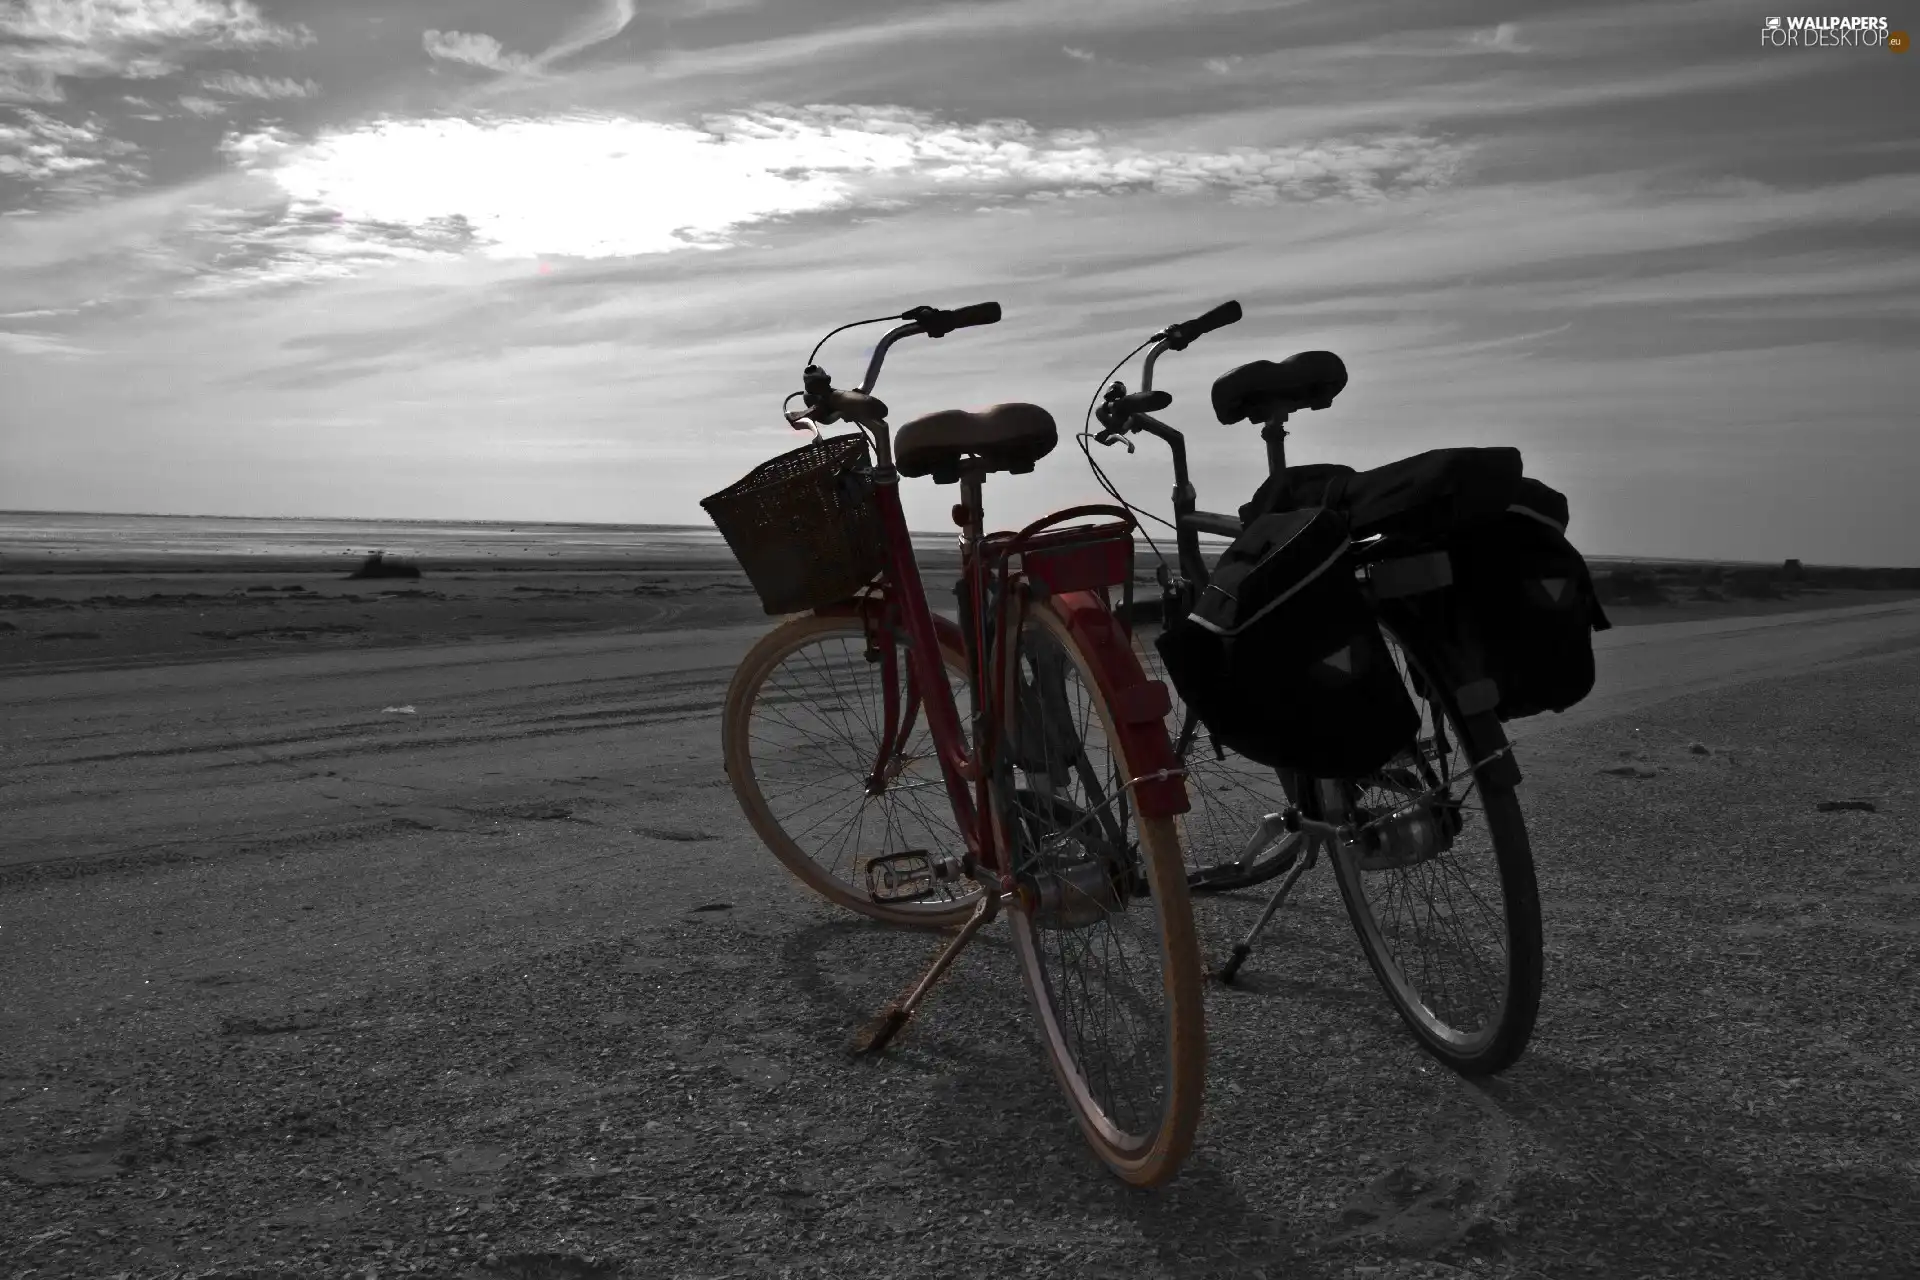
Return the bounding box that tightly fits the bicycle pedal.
[862,849,963,903]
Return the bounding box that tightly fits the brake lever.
[1094,429,1135,454]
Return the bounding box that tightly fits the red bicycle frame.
[840,472,995,874]
[816,473,1189,896]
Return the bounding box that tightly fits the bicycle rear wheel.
[998,600,1206,1186]
[1325,622,1543,1075]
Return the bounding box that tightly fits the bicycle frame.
[861,472,994,871]
[809,322,1188,897]
[1106,329,1528,827]
[1120,330,1293,591]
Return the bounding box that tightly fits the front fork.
[862,601,923,796]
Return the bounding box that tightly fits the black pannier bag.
[1155,506,1419,777]
[1239,448,1525,543]
[1341,447,1525,540]
[1237,462,1356,524]
[1444,477,1612,721]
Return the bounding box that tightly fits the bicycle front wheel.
[998,599,1206,1186]
[1326,623,1543,1076]
[721,610,982,929]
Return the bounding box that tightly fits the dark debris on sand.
[348,551,423,581]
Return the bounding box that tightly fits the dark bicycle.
[1081,301,1544,1076]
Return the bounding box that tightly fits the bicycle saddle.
[895,403,1059,482]
[1211,352,1348,425]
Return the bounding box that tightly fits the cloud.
[177,94,225,116]
[1202,56,1241,74]
[1,63,64,103]
[0,329,91,358]
[1062,46,1096,62]
[628,0,1278,82]
[531,0,636,69]
[0,109,144,198]
[199,71,319,99]
[184,106,1462,286]
[1145,56,1816,151]
[423,29,534,74]
[424,1,636,78]
[0,0,312,98]
[1468,22,1530,53]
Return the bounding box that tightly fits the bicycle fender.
[1051,591,1191,819]
[1461,709,1524,788]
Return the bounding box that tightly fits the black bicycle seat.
[1211,352,1348,425]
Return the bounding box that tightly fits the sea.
[0,511,960,564]
[0,511,1759,570]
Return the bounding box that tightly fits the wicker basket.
[701,433,887,615]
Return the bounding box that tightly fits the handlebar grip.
[1166,299,1242,348]
[1186,299,1241,336]
[945,301,1001,329]
[911,301,1002,337]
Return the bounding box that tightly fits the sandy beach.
[3,516,1919,1279]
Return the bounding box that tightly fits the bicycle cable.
[1076,337,1175,575]
[799,316,897,454]
[807,313,903,367]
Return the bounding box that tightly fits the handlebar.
[1138,297,1240,398]
[904,301,1001,337]
[1162,299,1242,351]
[1090,300,1240,442]
[789,300,1003,429]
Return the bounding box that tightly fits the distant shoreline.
[1,509,1907,571]
[0,508,721,533]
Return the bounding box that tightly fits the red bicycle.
[706,301,1208,1185]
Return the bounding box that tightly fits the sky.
[0,1,1914,564]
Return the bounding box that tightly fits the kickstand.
[1217,837,1322,985]
[852,889,1000,1056]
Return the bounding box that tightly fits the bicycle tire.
[998,598,1207,1187]
[1326,621,1543,1076]
[722,610,982,930]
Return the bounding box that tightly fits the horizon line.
[0,508,1893,571]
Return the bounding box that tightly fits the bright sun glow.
[221,109,1458,265]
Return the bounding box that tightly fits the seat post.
[1261,409,1291,478]
[956,466,986,553]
